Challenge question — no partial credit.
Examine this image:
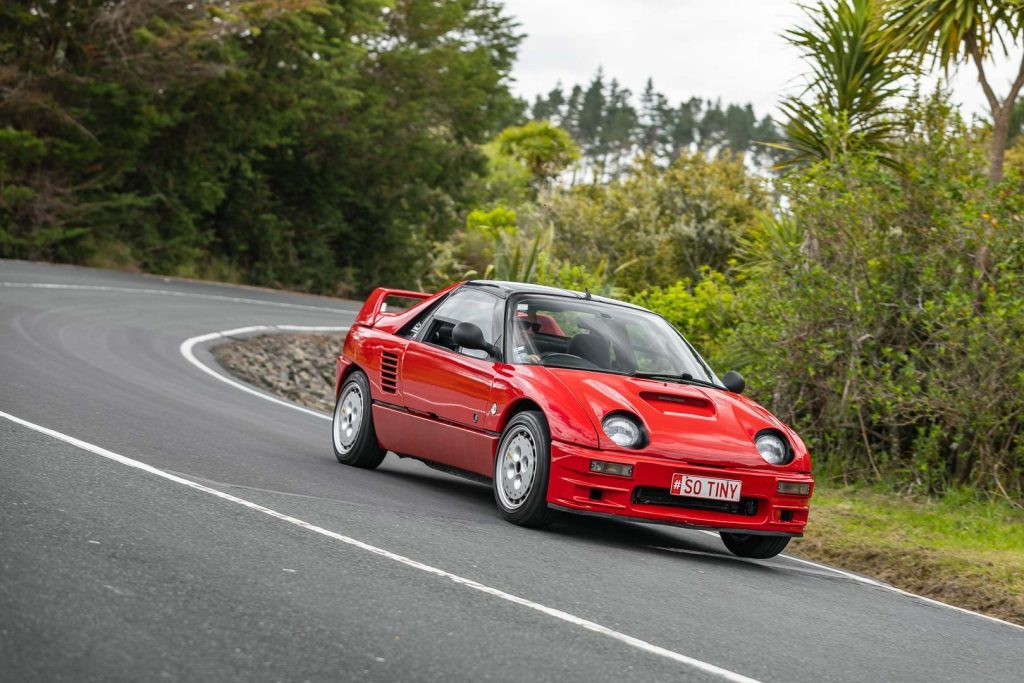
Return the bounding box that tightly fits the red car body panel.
[547,440,812,534]
[337,282,813,536]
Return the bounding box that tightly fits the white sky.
[503,0,1022,121]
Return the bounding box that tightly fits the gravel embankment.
[213,333,339,413]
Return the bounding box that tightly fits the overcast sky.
[503,0,1020,120]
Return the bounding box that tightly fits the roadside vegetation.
[794,488,1024,624]
[427,0,1024,502]
[0,1,777,294]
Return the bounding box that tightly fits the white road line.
[0,409,761,683]
[187,325,1024,634]
[694,533,1024,632]
[16,278,1015,634]
[179,325,344,421]
[0,282,349,314]
[779,554,1024,631]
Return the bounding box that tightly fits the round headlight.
[755,432,790,465]
[602,414,643,448]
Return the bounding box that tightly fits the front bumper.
[547,441,813,536]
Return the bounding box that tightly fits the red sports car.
[333,281,813,559]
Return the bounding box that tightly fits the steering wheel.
[540,352,600,370]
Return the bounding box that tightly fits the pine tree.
[525,70,782,176]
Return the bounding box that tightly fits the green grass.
[790,486,1024,623]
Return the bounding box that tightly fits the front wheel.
[719,532,790,559]
[332,371,386,469]
[493,411,555,528]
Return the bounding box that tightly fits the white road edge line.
[0,282,348,314]
[185,326,1024,635]
[180,325,343,421]
[0,409,760,683]
[694,534,1024,632]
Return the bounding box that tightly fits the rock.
[213,333,341,413]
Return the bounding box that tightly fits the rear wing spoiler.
[353,287,433,327]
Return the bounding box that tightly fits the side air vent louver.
[380,351,399,393]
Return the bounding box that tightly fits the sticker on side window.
[517,303,529,311]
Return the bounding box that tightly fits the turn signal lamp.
[589,460,634,478]
[776,481,811,496]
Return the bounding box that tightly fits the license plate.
[670,474,742,502]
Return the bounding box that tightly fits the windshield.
[507,295,721,387]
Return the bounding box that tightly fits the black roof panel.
[464,280,650,312]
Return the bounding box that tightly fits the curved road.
[1,260,1021,682]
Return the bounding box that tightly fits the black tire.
[332,370,386,469]
[719,532,791,559]
[493,410,555,528]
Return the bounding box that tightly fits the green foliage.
[495,121,579,185]
[1012,96,1024,141]
[472,141,535,209]
[534,259,620,296]
[882,0,1024,182]
[0,0,522,294]
[492,227,545,282]
[628,269,739,365]
[542,152,769,291]
[425,119,580,289]
[881,0,1022,70]
[529,71,784,177]
[775,0,913,169]
[803,486,1024,618]
[466,205,518,238]
[465,204,544,281]
[421,147,764,296]
[724,93,1024,497]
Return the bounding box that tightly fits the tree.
[883,0,1024,184]
[495,121,580,187]
[726,92,1024,496]
[531,84,565,121]
[667,99,700,159]
[542,152,769,291]
[597,79,638,178]
[526,72,780,174]
[0,0,523,294]
[1011,95,1024,141]
[775,0,912,169]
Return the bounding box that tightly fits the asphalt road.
[1,260,1021,683]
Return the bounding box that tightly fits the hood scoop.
[639,391,715,418]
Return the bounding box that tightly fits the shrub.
[722,94,1024,497]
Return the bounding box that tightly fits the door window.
[419,287,502,359]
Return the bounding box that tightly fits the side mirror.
[722,370,745,394]
[453,321,497,357]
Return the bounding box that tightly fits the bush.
[628,269,739,365]
[722,95,1024,497]
[541,152,769,292]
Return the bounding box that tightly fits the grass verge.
[790,487,1024,625]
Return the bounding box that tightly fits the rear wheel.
[719,532,790,559]
[332,370,386,469]
[493,411,555,528]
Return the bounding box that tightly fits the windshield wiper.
[630,371,721,389]
[541,362,630,376]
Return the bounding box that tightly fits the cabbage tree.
[883,0,1024,183]
[774,0,913,169]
